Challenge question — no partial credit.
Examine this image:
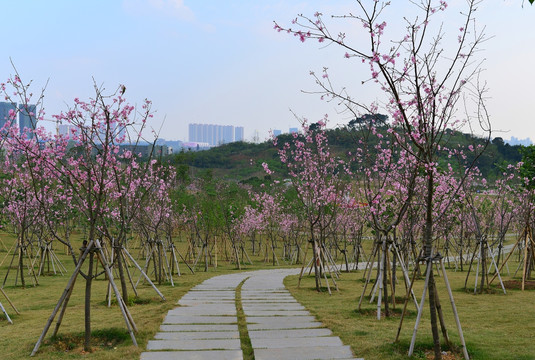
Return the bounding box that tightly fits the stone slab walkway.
[140,269,363,360]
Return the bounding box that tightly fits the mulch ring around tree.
[43,328,129,354]
[503,280,535,290]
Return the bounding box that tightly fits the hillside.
[165,127,523,183]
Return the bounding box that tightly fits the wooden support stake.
[0,287,19,314]
[31,241,94,356]
[297,240,310,289]
[441,259,469,360]
[0,299,13,324]
[408,258,432,357]
[95,240,138,345]
[123,247,166,300]
[395,257,421,343]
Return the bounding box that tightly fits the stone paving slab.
[154,331,240,340]
[182,290,235,294]
[254,345,356,360]
[147,339,241,350]
[178,299,235,306]
[179,296,235,301]
[245,310,310,316]
[248,328,333,339]
[251,336,343,349]
[247,315,317,323]
[141,350,243,360]
[241,290,290,293]
[242,289,293,293]
[167,306,236,316]
[243,292,290,296]
[240,299,298,303]
[242,298,296,302]
[243,303,305,311]
[141,269,361,360]
[163,315,236,324]
[180,293,235,299]
[159,324,239,332]
[192,284,240,290]
[247,321,323,330]
[243,295,295,299]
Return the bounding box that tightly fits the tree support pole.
[441,259,469,360]
[408,257,432,357]
[95,240,138,345]
[31,240,94,356]
[297,240,310,288]
[123,247,165,300]
[395,257,421,343]
[0,287,19,314]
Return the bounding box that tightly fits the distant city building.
[182,141,210,150]
[222,125,234,144]
[0,101,17,130]
[506,136,533,146]
[18,104,37,138]
[235,126,244,142]
[58,124,79,137]
[289,127,298,134]
[188,123,244,146]
[119,144,172,158]
[162,140,184,152]
[272,129,282,137]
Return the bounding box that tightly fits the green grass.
[284,266,535,360]
[1,231,533,360]
[235,277,254,360]
[0,233,296,359]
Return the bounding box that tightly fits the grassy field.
[1,232,534,359]
[285,264,535,360]
[0,233,294,359]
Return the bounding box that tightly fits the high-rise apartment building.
[0,102,38,137]
[0,101,17,130]
[189,123,244,146]
[59,124,79,137]
[235,126,244,141]
[18,104,37,138]
[222,125,234,144]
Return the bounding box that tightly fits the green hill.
[164,128,523,183]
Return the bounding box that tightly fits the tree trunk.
[84,249,94,352]
[424,171,441,360]
[382,238,390,317]
[479,238,486,293]
[19,238,26,288]
[116,243,128,301]
[312,238,321,292]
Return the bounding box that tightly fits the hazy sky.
[1,0,533,143]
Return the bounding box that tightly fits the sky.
[1,0,533,143]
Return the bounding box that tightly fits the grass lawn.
[285,264,535,360]
[1,231,534,360]
[0,233,293,359]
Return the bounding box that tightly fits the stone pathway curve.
[140,268,363,360]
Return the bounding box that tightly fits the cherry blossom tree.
[268,119,349,292]
[489,161,535,290]
[0,73,163,353]
[275,1,492,357]
[348,119,422,318]
[248,190,286,266]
